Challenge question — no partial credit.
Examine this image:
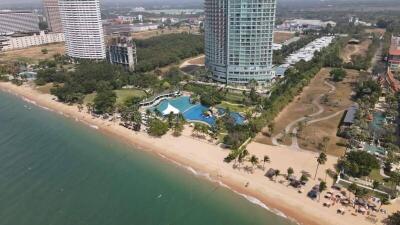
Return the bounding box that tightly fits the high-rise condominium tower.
[59,0,105,59]
[204,0,276,85]
[0,10,40,35]
[43,0,63,33]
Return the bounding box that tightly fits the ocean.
[0,90,295,225]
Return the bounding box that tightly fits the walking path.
[272,81,343,151]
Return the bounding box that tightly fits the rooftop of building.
[389,36,400,56]
[0,10,35,14]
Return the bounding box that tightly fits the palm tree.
[319,181,327,201]
[86,103,93,114]
[77,103,84,112]
[274,170,280,182]
[347,183,358,204]
[372,180,380,191]
[300,174,309,184]
[262,155,270,170]
[287,167,294,179]
[249,155,259,171]
[314,152,327,180]
[238,149,249,167]
[131,110,142,131]
[325,169,331,182]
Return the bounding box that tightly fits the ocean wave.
[22,97,37,105]
[89,125,99,130]
[39,105,53,112]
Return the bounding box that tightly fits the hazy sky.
[0,0,396,8]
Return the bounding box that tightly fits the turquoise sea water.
[0,91,295,225]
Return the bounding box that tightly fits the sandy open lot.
[274,31,296,44]
[0,43,65,64]
[132,27,200,40]
[255,68,362,156]
[341,39,372,63]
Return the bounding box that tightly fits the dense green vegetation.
[49,62,129,103]
[147,118,169,137]
[354,79,382,105]
[330,68,347,82]
[135,33,204,72]
[338,151,380,178]
[93,85,117,114]
[385,211,400,225]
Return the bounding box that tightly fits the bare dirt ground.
[132,27,200,40]
[365,28,386,36]
[255,68,362,157]
[187,55,205,65]
[340,39,372,63]
[0,43,65,64]
[297,69,362,156]
[273,31,296,44]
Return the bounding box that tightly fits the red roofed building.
[389,36,400,72]
[378,68,400,92]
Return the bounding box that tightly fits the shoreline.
[0,81,397,225]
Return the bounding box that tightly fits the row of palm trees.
[224,148,271,173]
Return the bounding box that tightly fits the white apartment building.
[0,10,40,35]
[58,0,105,59]
[0,31,64,51]
[43,0,63,33]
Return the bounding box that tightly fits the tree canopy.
[338,151,380,178]
[135,33,204,72]
[330,68,347,82]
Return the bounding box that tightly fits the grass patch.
[84,89,147,104]
[217,101,247,113]
[36,83,54,94]
[369,169,385,182]
[224,92,244,104]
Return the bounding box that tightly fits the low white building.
[285,36,335,65]
[1,31,64,51]
[278,19,336,31]
[131,23,159,32]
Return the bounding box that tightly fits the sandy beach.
[0,81,398,225]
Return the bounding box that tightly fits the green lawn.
[217,101,248,113]
[369,169,385,182]
[224,92,244,104]
[84,89,147,104]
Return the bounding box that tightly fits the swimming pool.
[217,108,246,125]
[364,144,387,156]
[154,96,246,126]
[156,96,193,113]
[371,112,385,131]
[183,104,216,125]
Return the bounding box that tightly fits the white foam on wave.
[39,105,53,112]
[156,153,297,223]
[89,124,99,130]
[22,97,37,105]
